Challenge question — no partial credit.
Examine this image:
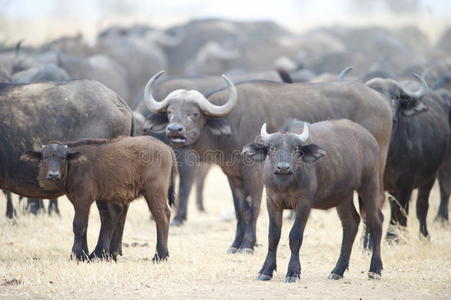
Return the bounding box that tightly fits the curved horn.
[143,71,169,112]
[338,66,352,80]
[399,73,428,99]
[296,122,309,143]
[260,123,273,143]
[197,74,238,117]
[432,72,451,90]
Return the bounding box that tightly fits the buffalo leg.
[195,163,210,212]
[437,167,451,222]
[27,198,45,215]
[286,202,311,283]
[90,201,120,260]
[257,199,282,281]
[5,192,16,219]
[227,179,244,253]
[71,200,91,261]
[329,195,360,279]
[109,204,129,258]
[227,169,263,254]
[416,179,434,238]
[361,196,384,250]
[359,175,383,278]
[240,169,263,253]
[171,161,196,226]
[146,194,171,262]
[48,199,60,216]
[387,177,414,241]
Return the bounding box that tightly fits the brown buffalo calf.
[242,119,383,282]
[21,136,177,261]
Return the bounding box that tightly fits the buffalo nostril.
[277,162,291,172]
[47,172,60,180]
[167,123,183,133]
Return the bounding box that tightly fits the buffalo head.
[242,121,326,178]
[142,71,237,146]
[366,74,429,121]
[21,143,86,182]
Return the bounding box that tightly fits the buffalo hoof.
[368,272,382,280]
[226,247,239,254]
[89,252,117,262]
[152,253,168,264]
[170,219,184,227]
[238,248,254,255]
[257,274,272,281]
[71,253,89,262]
[434,216,448,224]
[284,276,299,283]
[385,234,401,245]
[328,273,343,280]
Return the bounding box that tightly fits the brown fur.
[23,136,177,261]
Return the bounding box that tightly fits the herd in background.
[1,18,451,282]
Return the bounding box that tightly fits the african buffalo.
[7,61,70,216]
[142,71,392,253]
[0,80,133,258]
[134,71,287,226]
[242,120,383,282]
[21,136,176,261]
[366,75,450,239]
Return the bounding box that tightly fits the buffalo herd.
[1,19,451,283]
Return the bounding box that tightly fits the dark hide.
[243,119,383,281]
[368,79,450,239]
[0,80,133,259]
[148,79,392,253]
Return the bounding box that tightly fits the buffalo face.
[21,143,86,182]
[242,122,326,179]
[366,74,429,121]
[142,71,236,147]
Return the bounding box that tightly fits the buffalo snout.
[275,162,293,175]
[47,171,61,181]
[167,123,184,133]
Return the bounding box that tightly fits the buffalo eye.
[188,112,199,118]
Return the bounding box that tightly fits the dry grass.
[0,166,450,299]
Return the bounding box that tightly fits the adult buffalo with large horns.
[143,70,393,254]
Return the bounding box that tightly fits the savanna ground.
[0,166,450,299]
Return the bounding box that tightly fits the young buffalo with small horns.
[242,120,383,282]
[21,136,177,261]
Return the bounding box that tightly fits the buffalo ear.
[206,117,231,136]
[399,99,428,117]
[143,113,169,133]
[241,142,268,162]
[67,152,87,164]
[300,144,326,163]
[20,150,42,163]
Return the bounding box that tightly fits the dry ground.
[0,166,450,299]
